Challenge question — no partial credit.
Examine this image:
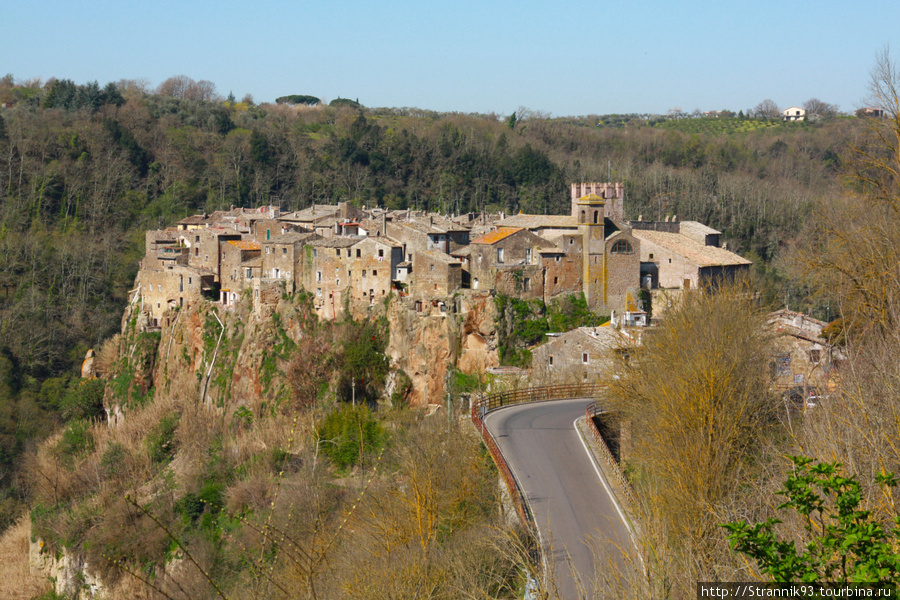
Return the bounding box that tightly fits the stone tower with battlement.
[576,193,608,311]
[571,182,624,221]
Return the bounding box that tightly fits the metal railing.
[470,383,606,533]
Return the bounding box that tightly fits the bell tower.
[576,193,607,311]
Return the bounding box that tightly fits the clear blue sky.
[2,0,897,116]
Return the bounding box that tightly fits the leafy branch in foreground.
[723,456,900,583]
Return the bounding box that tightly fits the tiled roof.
[227,240,261,251]
[497,214,577,229]
[679,221,720,237]
[471,227,524,245]
[632,230,751,267]
[307,236,363,248]
[418,250,461,265]
[261,232,318,245]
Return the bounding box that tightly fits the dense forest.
[0,72,877,597]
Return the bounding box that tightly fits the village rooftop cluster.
[139,182,754,327]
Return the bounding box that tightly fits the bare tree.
[753,98,780,119]
[803,97,839,118]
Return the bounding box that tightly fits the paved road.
[484,398,635,600]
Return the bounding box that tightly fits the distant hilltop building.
[134,183,751,327]
[782,106,806,122]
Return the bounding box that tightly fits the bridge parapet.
[585,401,637,506]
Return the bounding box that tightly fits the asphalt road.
[483,398,635,600]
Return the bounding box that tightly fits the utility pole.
[445,368,453,434]
[352,378,356,407]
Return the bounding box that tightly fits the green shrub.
[317,404,386,469]
[146,414,178,464]
[60,378,106,422]
[99,441,127,479]
[56,420,94,460]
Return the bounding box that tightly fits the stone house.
[768,309,839,391]
[219,239,262,307]
[140,264,209,327]
[630,221,751,290]
[531,326,634,385]
[409,250,462,299]
[182,228,241,282]
[260,232,319,292]
[143,230,187,270]
[466,227,549,295]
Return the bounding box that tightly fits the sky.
[2,0,898,117]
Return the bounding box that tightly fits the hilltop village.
[138,182,752,328]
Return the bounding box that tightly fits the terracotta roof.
[632,229,751,267]
[471,227,524,245]
[497,214,577,229]
[227,240,261,251]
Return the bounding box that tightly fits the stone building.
[260,232,319,292]
[574,193,641,313]
[409,250,462,300]
[465,227,549,297]
[570,182,625,221]
[768,309,839,392]
[630,221,751,290]
[140,264,209,327]
[219,240,262,307]
[531,326,634,384]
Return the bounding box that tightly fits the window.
[809,349,821,363]
[610,240,633,254]
[282,248,287,255]
[497,247,505,263]
[378,249,384,258]
[363,270,367,277]
[316,271,322,282]
[555,256,561,263]
[266,247,270,254]
[266,229,270,240]
[523,277,530,291]
[372,270,377,276]
[434,284,438,290]
[526,248,532,263]
[188,277,192,285]
[668,258,672,264]
[649,253,654,260]
[582,352,589,364]
[549,355,554,366]
[553,276,558,285]
[195,235,200,242]
[195,247,199,256]
[312,249,317,258]
[336,249,341,257]
[356,249,361,258]
[336,278,340,287]
[347,249,352,257]
[430,264,435,271]
[246,268,253,278]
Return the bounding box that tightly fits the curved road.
[484,398,636,600]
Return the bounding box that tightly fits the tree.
[724,456,900,583]
[754,99,781,119]
[803,97,839,119]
